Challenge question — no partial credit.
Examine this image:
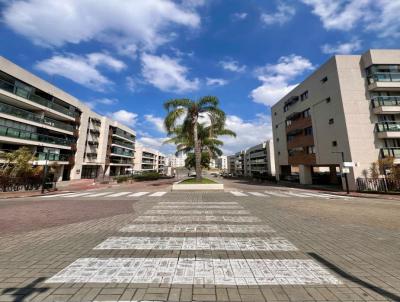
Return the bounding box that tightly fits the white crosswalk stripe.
[148,192,167,197]
[105,192,131,198]
[85,192,110,197]
[63,192,92,198]
[230,191,248,196]
[285,191,311,198]
[264,191,289,197]
[128,192,149,197]
[248,192,269,197]
[43,192,74,198]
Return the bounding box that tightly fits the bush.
[133,171,160,181]
[115,175,130,183]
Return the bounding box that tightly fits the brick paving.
[0,186,399,301]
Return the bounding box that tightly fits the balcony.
[111,139,135,150]
[287,134,314,149]
[0,125,73,148]
[286,116,312,134]
[0,101,75,132]
[372,96,400,114]
[112,128,135,142]
[0,78,78,118]
[368,73,400,91]
[380,147,400,158]
[36,152,70,162]
[288,152,316,165]
[110,147,134,158]
[376,122,400,138]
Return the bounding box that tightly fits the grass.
[180,177,217,184]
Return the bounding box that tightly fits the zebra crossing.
[43,191,168,199]
[230,190,351,199]
[46,194,342,287]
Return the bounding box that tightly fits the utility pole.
[333,151,349,194]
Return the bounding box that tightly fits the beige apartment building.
[227,140,275,177]
[0,56,136,180]
[134,144,165,174]
[272,49,400,191]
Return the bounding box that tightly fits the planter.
[172,179,224,191]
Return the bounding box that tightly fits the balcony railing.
[372,96,400,107]
[381,147,400,158]
[0,125,73,146]
[36,152,70,161]
[113,128,135,141]
[0,78,78,117]
[368,72,400,83]
[112,139,135,149]
[110,147,134,157]
[376,122,400,132]
[0,101,74,132]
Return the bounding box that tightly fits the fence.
[357,178,400,192]
[0,175,56,192]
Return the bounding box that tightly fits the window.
[278,151,281,155]
[326,97,331,103]
[300,91,309,101]
[304,127,313,136]
[306,145,315,154]
[285,120,292,127]
[276,138,279,142]
[332,141,338,147]
[329,118,334,124]
[275,124,279,129]
[274,112,277,116]
[302,108,311,118]
[321,76,328,83]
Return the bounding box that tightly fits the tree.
[164,96,234,180]
[185,152,210,170]
[0,147,35,177]
[369,162,380,179]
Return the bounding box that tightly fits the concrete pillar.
[329,165,339,184]
[57,165,65,182]
[299,165,312,185]
[104,165,110,176]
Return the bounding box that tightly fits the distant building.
[167,151,187,168]
[216,155,228,171]
[134,145,165,173]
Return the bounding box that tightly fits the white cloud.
[2,0,201,50]
[35,52,125,91]
[301,0,400,38]
[232,12,248,21]
[261,3,296,25]
[250,55,314,107]
[126,76,137,92]
[144,114,166,133]
[221,114,273,155]
[96,98,118,105]
[141,53,200,93]
[109,110,138,126]
[219,59,246,73]
[321,39,362,54]
[138,135,175,154]
[206,78,228,86]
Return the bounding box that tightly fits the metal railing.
[376,121,400,132]
[0,78,78,117]
[368,72,400,83]
[0,101,74,132]
[357,178,400,192]
[36,152,70,161]
[380,147,400,158]
[372,96,400,107]
[0,125,73,146]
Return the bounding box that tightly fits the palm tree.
[164,96,234,180]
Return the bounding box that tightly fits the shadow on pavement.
[2,277,49,302]
[308,252,400,302]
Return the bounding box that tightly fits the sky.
[0,0,399,155]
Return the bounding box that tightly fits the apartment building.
[134,144,165,174]
[227,140,275,177]
[0,56,136,180]
[216,155,228,171]
[271,49,400,191]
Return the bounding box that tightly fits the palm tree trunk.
[193,120,202,181]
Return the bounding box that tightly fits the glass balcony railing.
[0,101,74,132]
[112,139,135,149]
[372,96,400,107]
[381,147,400,158]
[36,152,70,161]
[112,128,135,141]
[0,125,73,146]
[110,147,134,157]
[368,73,400,84]
[0,78,78,117]
[376,122,400,132]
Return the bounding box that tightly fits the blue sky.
[0,0,399,154]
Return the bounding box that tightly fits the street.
[0,178,399,302]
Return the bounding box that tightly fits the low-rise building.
[271,49,400,190]
[216,155,228,171]
[0,56,136,180]
[134,145,165,173]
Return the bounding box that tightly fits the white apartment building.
[167,152,187,168]
[134,144,165,174]
[216,155,228,171]
[272,49,400,191]
[227,140,275,177]
[0,56,136,180]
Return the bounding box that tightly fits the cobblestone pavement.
[0,188,399,301]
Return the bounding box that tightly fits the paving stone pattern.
[120,224,275,233]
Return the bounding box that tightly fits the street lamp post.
[333,151,349,194]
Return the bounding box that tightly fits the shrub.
[133,171,160,181]
[115,175,130,183]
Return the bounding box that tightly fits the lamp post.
[332,151,349,194]
[41,149,50,194]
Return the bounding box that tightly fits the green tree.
[369,162,380,179]
[0,147,35,177]
[185,152,211,170]
[164,96,234,180]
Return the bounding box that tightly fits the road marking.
[63,193,92,198]
[230,191,248,196]
[85,192,111,197]
[264,191,290,197]
[153,205,243,209]
[134,215,262,223]
[148,192,167,197]
[42,192,75,198]
[285,192,311,198]
[46,258,341,285]
[159,202,239,205]
[128,192,149,197]
[105,192,131,198]
[120,224,275,233]
[94,236,297,251]
[145,209,250,215]
[248,192,269,197]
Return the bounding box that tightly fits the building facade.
[133,144,165,174]
[227,140,275,177]
[0,56,136,180]
[271,49,400,190]
[216,155,228,171]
